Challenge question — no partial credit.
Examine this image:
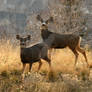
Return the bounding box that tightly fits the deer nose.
[42,24,46,26]
[21,42,25,45]
[42,22,46,26]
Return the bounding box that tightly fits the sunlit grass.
[0,40,92,92]
[0,39,92,74]
[0,40,22,73]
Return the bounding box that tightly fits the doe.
[36,15,89,67]
[16,35,51,77]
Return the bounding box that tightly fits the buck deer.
[16,35,51,79]
[36,15,89,67]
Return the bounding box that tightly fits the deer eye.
[24,38,27,41]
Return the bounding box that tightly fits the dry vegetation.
[0,40,92,92]
[0,0,91,92]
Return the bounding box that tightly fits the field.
[0,40,92,92]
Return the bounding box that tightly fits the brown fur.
[37,15,89,67]
[16,35,51,76]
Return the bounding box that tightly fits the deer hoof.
[22,73,25,81]
[28,72,31,75]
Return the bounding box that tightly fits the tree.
[48,0,87,35]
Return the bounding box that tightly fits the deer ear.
[16,35,20,40]
[27,35,31,40]
[49,17,53,22]
[46,17,53,24]
[36,15,43,23]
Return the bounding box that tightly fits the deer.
[36,15,89,68]
[16,35,51,79]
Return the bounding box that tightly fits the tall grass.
[0,39,92,92]
[0,39,22,73]
[0,39,92,74]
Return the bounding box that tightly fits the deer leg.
[22,63,26,80]
[77,47,89,67]
[71,49,79,67]
[22,63,26,74]
[29,63,32,72]
[38,60,42,72]
[43,57,51,70]
[27,63,32,75]
[48,49,52,60]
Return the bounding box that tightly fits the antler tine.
[37,15,43,22]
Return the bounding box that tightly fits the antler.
[37,15,43,23]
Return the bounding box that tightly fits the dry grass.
[0,39,92,73]
[0,40,22,73]
[0,40,92,92]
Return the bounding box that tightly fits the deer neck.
[20,46,26,53]
[41,28,48,32]
[41,29,52,41]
